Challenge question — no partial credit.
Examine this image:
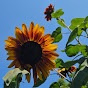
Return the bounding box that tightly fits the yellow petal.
[43,44,58,51]
[33,23,39,40]
[39,33,51,44]
[22,23,29,41]
[15,27,24,43]
[29,22,34,41]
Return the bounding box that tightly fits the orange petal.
[15,27,24,43]
[22,23,29,41]
[35,65,43,80]
[25,70,31,83]
[5,40,18,47]
[29,22,34,41]
[39,34,51,44]
[7,56,16,60]
[41,37,54,47]
[33,66,37,84]
[8,36,20,44]
[43,51,59,57]
[8,60,16,68]
[33,23,39,40]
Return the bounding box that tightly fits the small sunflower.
[5,22,59,84]
[44,4,55,21]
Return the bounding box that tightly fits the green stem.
[72,54,82,61]
[16,75,19,88]
[57,17,82,45]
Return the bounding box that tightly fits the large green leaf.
[57,19,66,28]
[69,18,84,30]
[51,9,64,18]
[3,68,29,86]
[66,28,78,45]
[65,45,87,57]
[33,75,46,87]
[71,58,88,88]
[51,27,62,43]
[81,46,88,56]
[55,58,64,68]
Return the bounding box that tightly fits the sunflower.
[5,22,59,84]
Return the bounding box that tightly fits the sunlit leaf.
[57,19,66,28]
[51,27,62,43]
[69,18,84,30]
[51,9,64,18]
[33,75,46,87]
[77,29,83,37]
[3,68,29,86]
[65,44,86,57]
[66,28,78,46]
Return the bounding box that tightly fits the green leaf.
[3,68,29,86]
[51,27,62,43]
[62,60,78,68]
[55,58,64,68]
[57,19,66,28]
[49,82,60,88]
[77,29,83,37]
[51,9,64,18]
[81,46,88,56]
[66,28,78,46]
[69,18,84,30]
[71,58,88,88]
[65,45,87,57]
[33,75,46,87]
[65,45,80,57]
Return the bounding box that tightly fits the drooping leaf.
[3,68,29,86]
[33,75,46,87]
[51,27,62,43]
[55,58,64,68]
[71,58,88,88]
[51,9,64,18]
[66,28,78,46]
[49,82,60,88]
[57,19,66,28]
[69,18,84,30]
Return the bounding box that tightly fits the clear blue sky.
[0,0,88,88]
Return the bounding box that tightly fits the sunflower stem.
[54,68,71,83]
[56,17,82,45]
[16,75,20,88]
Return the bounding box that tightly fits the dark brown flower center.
[20,41,42,66]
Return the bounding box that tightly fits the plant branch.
[54,68,71,83]
[72,54,82,61]
[56,17,82,45]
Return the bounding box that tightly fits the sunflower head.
[5,22,59,84]
[44,4,55,21]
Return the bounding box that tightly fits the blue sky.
[0,0,88,88]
